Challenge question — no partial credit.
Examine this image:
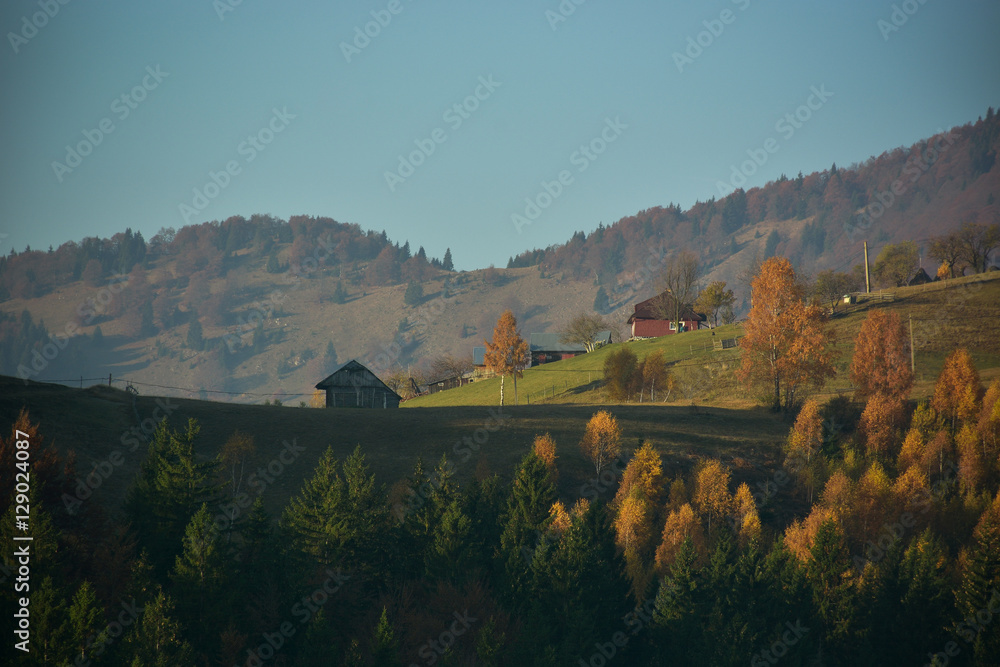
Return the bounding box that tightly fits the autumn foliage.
[932,348,983,428]
[849,310,914,402]
[737,257,834,410]
[578,410,622,475]
[484,309,529,406]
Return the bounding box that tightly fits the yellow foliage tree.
[612,441,664,509]
[692,459,732,535]
[784,507,837,562]
[579,410,622,475]
[978,379,1000,454]
[654,503,706,574]
[854,461,893,544]
[956,424,985,495]
[922,429,953,479]
[932,348,983,428]
[859,392,906,457]
[786,398,825,502]
[732,483,761,546]
[483,309,529,406]
[548,501,572,536]
[533,433,558,484]
[897,428,925,473]
[310,389,326,408]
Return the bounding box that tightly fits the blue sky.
[2,0,998,271]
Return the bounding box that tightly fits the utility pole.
[909,313,915,373]
[863,241,871,294]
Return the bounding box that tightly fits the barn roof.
[529,330,611,354]
[626,291,706,324]
[315,359,401,398]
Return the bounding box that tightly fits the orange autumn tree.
[859,393,906,457]
[737,257,834,411]
[932,348,983,429]
[532,433,558,485]
[849,310,914,402]
[484,309,529,406]
[692,459,733,536]
[579,410,622,475]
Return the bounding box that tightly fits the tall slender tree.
[483,309,529,406]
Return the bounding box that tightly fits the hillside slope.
[406,272,1000,408]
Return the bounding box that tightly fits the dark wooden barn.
[315,359,401,408]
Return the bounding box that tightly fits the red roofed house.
[626,291,707,338]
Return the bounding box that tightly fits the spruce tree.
[498,451,556,607]
[68,581,105,665]
[125,419,221,575]
[442,248,454,271]
[186,319,204,351]
[371,607,400,665]
[171,504,230,646]
[120,591,195,666]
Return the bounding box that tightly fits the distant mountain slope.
[1,109,997,401]
[512,108,1000,308]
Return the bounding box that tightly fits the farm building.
[627,291,706,338]
[315,359,401,408]
[529,330,612,366]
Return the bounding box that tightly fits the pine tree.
[125,419,221,575]
[30,576,72,665]
[371,607,399,665]
[67,581,105,664]
[404,280,423,306]
[808,519,858,658]
[186,318,204,351]
[593,285,609,313]
[332,281,348,304]
[171,504,230,645]
[442,248,454,271]
[499,451,556,607]
[120,591,195,666]
[282,446,388,576]
[954,492,1000,663]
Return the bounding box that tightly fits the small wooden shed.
[315,359,401,408]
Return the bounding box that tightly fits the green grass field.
[406,272,1000,409]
